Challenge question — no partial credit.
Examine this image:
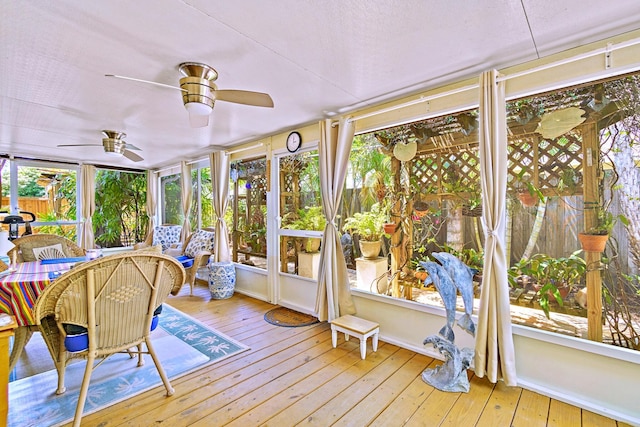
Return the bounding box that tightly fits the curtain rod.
[337,35,640,126]
[155,142,266,173]
[226,142,264,155]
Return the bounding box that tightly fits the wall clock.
[286,131,302,153]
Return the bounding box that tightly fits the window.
[278,150,323,278]
[160,173,182,226]
[93,169,147,248]
[230,157,267,269]
[1,159,79,240]
[190,166,213,230]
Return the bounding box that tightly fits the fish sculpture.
[432,252,476,337]
[419,260,457,342]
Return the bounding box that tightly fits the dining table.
[0,258,86,370]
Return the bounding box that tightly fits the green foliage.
[282,206,326,231]
[93,170,147,247]
[342,202,386,241]
[1,167,45,197]
[583,203,629,235]
[509,251,586,318]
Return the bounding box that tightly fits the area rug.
[264,306,319,327]
[8,304,249,427]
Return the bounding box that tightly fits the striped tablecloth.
[0,261,76,326]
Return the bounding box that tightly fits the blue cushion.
[175,255,194,268]
[40,256,88,265]
[62,305,164,352]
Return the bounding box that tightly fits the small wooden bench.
[330,315,379,360]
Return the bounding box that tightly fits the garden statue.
[419,259,475,392]
[422,335,474,392]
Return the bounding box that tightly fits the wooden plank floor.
[14,285,633,427]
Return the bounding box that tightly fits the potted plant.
[282,206,326,252]
[514,171,543,208]
[578,204,628,252]
[510,251,586,318]
[342,203,387,259]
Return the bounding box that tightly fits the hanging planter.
[578,233,609,252]
[518,192,538,207]
[413,201,430,219]
[383,223,397,235]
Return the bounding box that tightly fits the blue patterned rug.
[8,304,249,427]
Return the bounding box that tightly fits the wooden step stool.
[330,314,379,360]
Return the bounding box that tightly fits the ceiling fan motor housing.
[179,62,218,115]
[101,130,126,155]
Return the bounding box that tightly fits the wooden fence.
[1,197,50,218]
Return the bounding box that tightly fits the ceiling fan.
[106,62,274,127]
[57,130,144,162]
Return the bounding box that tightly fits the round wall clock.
[286,131,302,153]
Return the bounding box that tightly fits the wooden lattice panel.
[412,148,480,198]
[507,132,583,195]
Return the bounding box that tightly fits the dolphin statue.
[432,252,476,337]
[419,260,457,342]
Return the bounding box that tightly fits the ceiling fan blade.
[189,113,209,128]
[105,74,187,93]
[123,150,144,162]
[57,144,102,147]
[123,142,141,151]
[215,90,274,108]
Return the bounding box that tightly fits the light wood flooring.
[13,285,633,427]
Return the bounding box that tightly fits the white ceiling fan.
[106,62,274,128]
[57,130,144,162]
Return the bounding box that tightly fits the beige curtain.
[180,161,192,243]
[80,164,95,249]
[475,69,517,385]
[146,170,157,239]
[315,118,357,322]
[210,151,231,262]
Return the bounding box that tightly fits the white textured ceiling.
[2,0,640,169]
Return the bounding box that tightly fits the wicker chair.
[165,228,214,295]
[33,252,185,427]
[7,234,86,264]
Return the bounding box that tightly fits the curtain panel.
[210,151,231,262]
[179,161,192,243]
[315,118,357,322]
[80,164,96,249]
[474,69,517,386]
[146,170,157,239]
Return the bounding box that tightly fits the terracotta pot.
[518,192,538,207]
[383,223,397,234]
[578,232,608,252]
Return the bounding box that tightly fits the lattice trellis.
[412,147,481,199]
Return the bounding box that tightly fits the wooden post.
[390,156,402,298]
[581,122,602,342]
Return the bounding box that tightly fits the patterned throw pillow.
[32,244,66,260]
[184,229,215,258]
[152,225,182,252]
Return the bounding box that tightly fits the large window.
[190,166,213,230]
[278,150,322,278]
[230,157,267,269]
[1,159,79,240]
[343,72,640,352]
[93,169,147,248]
[160,173,182,226]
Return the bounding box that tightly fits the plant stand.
[356,257,388,293]
[298,252,321,279]
[208,261,236,299]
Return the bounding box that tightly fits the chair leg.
[137,343,144,366]
[145,338,174,396]
[73,355,95,427]
[56,334,67,394]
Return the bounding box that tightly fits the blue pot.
[208,261,236,299]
